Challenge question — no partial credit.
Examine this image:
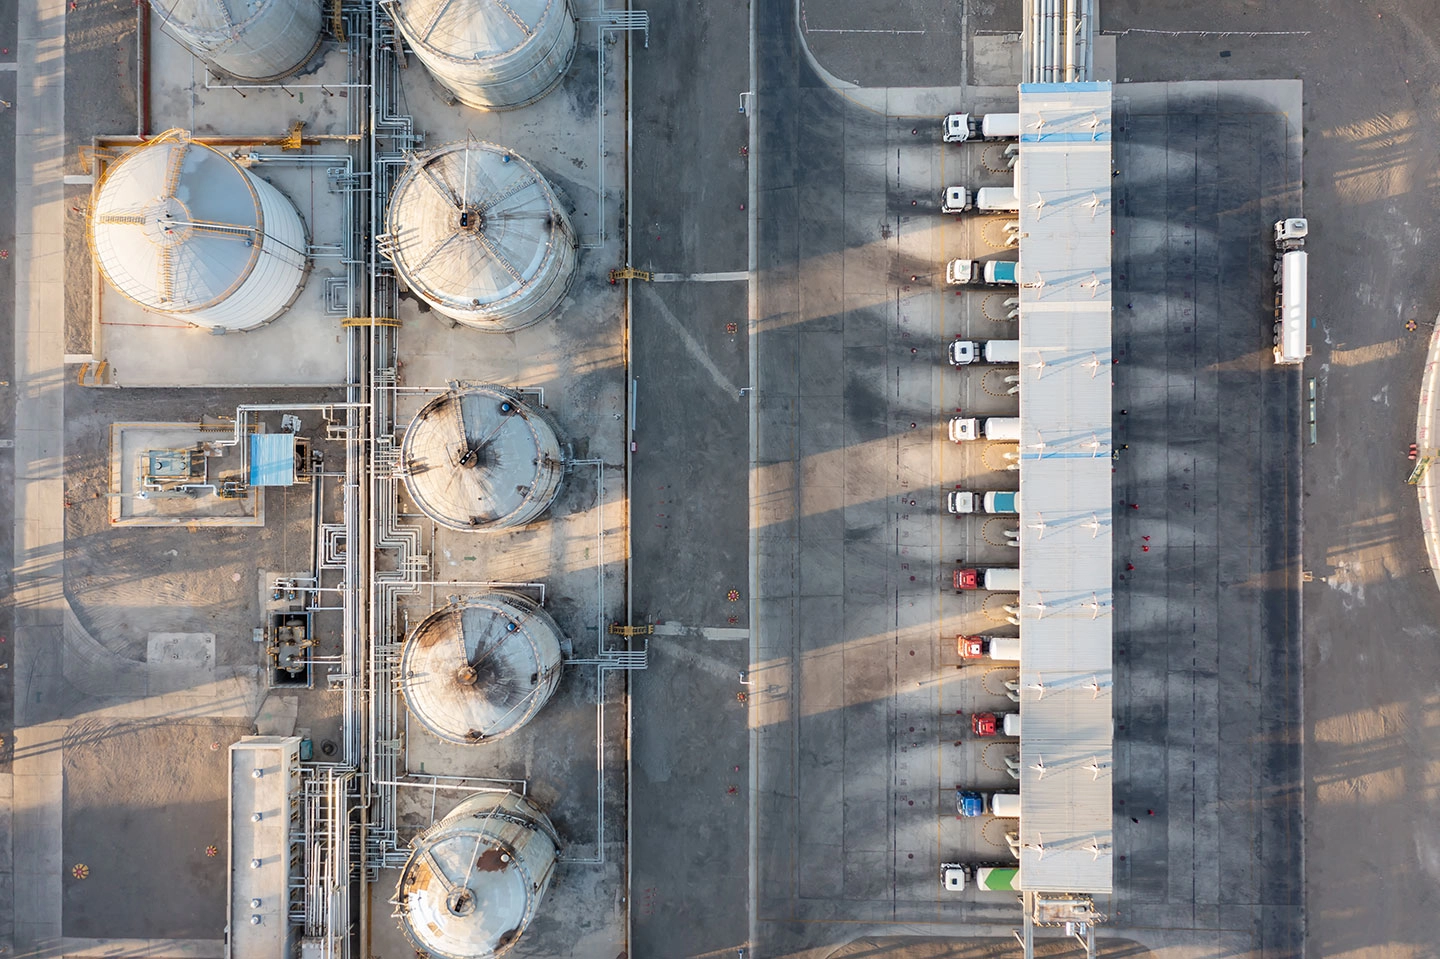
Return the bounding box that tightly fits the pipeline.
[1064,0,1075,82]
[136,0,151,138]
[1050,0,1060,82]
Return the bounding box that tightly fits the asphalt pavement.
[0,14,17,949]
[1109,83,1304,957]
[627,0,754,956]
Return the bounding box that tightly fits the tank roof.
[90,131,277,315]
[386,141,569,318]
[152,0,277,35]
[400,594,564,744]
[396,791,559,959]
[401,387,564,531]
[389,0,567,61]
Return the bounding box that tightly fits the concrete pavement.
[12,0,67,952]
[1109,81,1304,956]
[626,0,755,954]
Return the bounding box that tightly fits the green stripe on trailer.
[976,867,1019,891]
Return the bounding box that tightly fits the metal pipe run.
[370,774,529,795]
[208,402,368,491]
[136,0,151,137]
[1050,0,1061,82]
[401,581,547,605]
[1031,0,1042,82]
[1064,0,1076,82]
[577,12,649,249]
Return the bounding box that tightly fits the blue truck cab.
[955,788,987,818]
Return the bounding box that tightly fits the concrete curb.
[1414,310,1440,584]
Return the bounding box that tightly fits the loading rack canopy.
[1015,81,1115,895]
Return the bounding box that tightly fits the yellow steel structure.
[607,268,652,283]
[341,317,403,328]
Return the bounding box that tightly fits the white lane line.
[805,27,925,34]
[651,622,749,641]
[62,174,93,185]
[799,0,923,35]
[0,63,16,72]
[746,0,761,955]
[651,271,748,283]
[13,0,67,951]
[648,639,744,681]
[637,282,741,399]
[59,939,227,958]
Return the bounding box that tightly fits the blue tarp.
[249,433,296,486]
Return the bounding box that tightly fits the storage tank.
[385,141,575,331]
[151,0,323,82]
[388,0,577,110]
[400,592,565,744]
[89,129,309,331]
[394,790,559,959]
[401,386,566,530]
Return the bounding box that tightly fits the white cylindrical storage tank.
[386,141,575,331]
[395,790,559,959]
[151,0,323,82]
[89,130,309,332]
[401,592,565,744]
[388,0,577,110]
[401,386,566,530]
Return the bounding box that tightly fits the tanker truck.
[942,863,1021,892]
[942,112,1022,143]
[947,416,1020,443]
[948,338,1020,366]
[947,489,1020,514]
[941,185,1021,215]
[946,258,1018,287]
[957,635,1021,662]
[953,565,1020,591]
[955,788,1021,818]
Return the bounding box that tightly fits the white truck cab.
[943,113,973,143]
[1275,217,1308,247]
[942,186,970,214]
[942,864,970,891]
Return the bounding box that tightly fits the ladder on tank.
[579,10,650,47]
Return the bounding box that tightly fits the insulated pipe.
[136,0,151,137]
[1051,0,1061,82]
[1024,0,1035,83]
[1038,0,1048,83]
[1031,0,1042,83]
[1035,0,1046,83]
[1050,0,1058,82]
[1064,0,1075,82]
